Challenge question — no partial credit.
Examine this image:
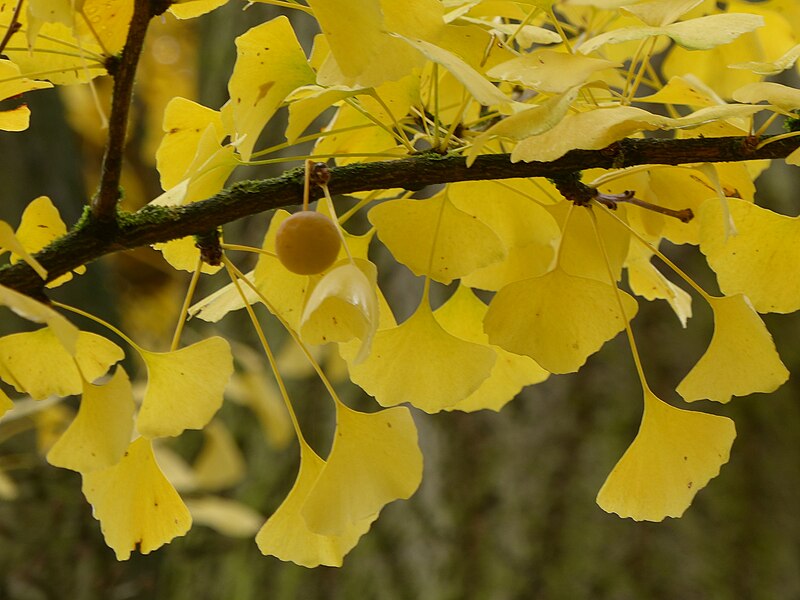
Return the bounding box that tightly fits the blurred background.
[1,4,799,599]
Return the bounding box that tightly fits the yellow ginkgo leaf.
[621,0,702,27]
[169,0,229,19]
[14,196,66,254]
[0,388,12,418]
[300,260,378,364]
[435,285,548,412]
[285,86,353,143]
[47,367,135,473]
[301,404,423,535]
[513,106,669,163]
[256,441,373,567]
[155,97,224,190]
[730,42,800,75]
[395,34,510,106]
[487,51,617,93]
[0,284,78,352]
[635,75,718,107]
[596,390,736,521]
[136,337,234,438]
[310,0,442,88]
[732,81,800,111]
[485,267,638,374]
[74,0,133,54]
[311,104,400,166]
[185,496,262,538]
[369,193,505,284]
[625,238,692,327]
[448,180,560,290]
[81,437,192,560]
[188,270,259,323]
[152,236,222,274]
[699,198,800,313]
[0,329,124,399]
[662,4,791,98]
[677,294,788,403]
[2,20,106,85]
[0,220,47,280]
[547,201,631,282]
[466,90,579,166]
[0,59,52,132]
[228,16,316,161]
[192,420,246,491]
[12,195,84,286]
[348,301,496,412]
[579,13,764,54]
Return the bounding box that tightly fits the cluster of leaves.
[1,0,800,568]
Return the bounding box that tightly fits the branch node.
[551,172,596,206]
[195,229,223,267]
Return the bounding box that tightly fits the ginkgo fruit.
[274,211,342,275]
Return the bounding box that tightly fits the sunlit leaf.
[155,97,225,190]
[435,285,548,412]
[12,195,84,286]
[170,0,229,19]
[486,51,617,93]
[466,89,580,165]
[485,266,638,374]
[0,329,123,399]
[625,238,692,327]
[449,180,560,289]
[82,437,192,560]
[699,198,800,313]
[730,42,800,75]
[547,202,630,282]
[300,260,378,364]
[395,34,510,106]
[229,16,316,161]
[0,220,47,280]
[512,106,669,163]
[369,192,505,284]
[47,367,135,473]
[310,0,443,88]
[732,81,800,111]
[301,404,423,535]
[136,337,234,438]
[677,294,788,403]
[596,390,735,521]
[348,300,496,412]
[579,13,764,54]
[0,59,52,131]
[621,0,702,27]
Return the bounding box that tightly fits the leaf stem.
[170,256,203,351]
[223,256,307,444]
[587,206,650,392]
[51,300,143,352]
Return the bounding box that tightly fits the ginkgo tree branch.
[91,0,165,222]
[1,133,799,299]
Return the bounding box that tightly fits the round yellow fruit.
[275,211,342,275]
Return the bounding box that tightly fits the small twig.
[90,0,153,222]
[0,0,24,57]
[595,190,694,223]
